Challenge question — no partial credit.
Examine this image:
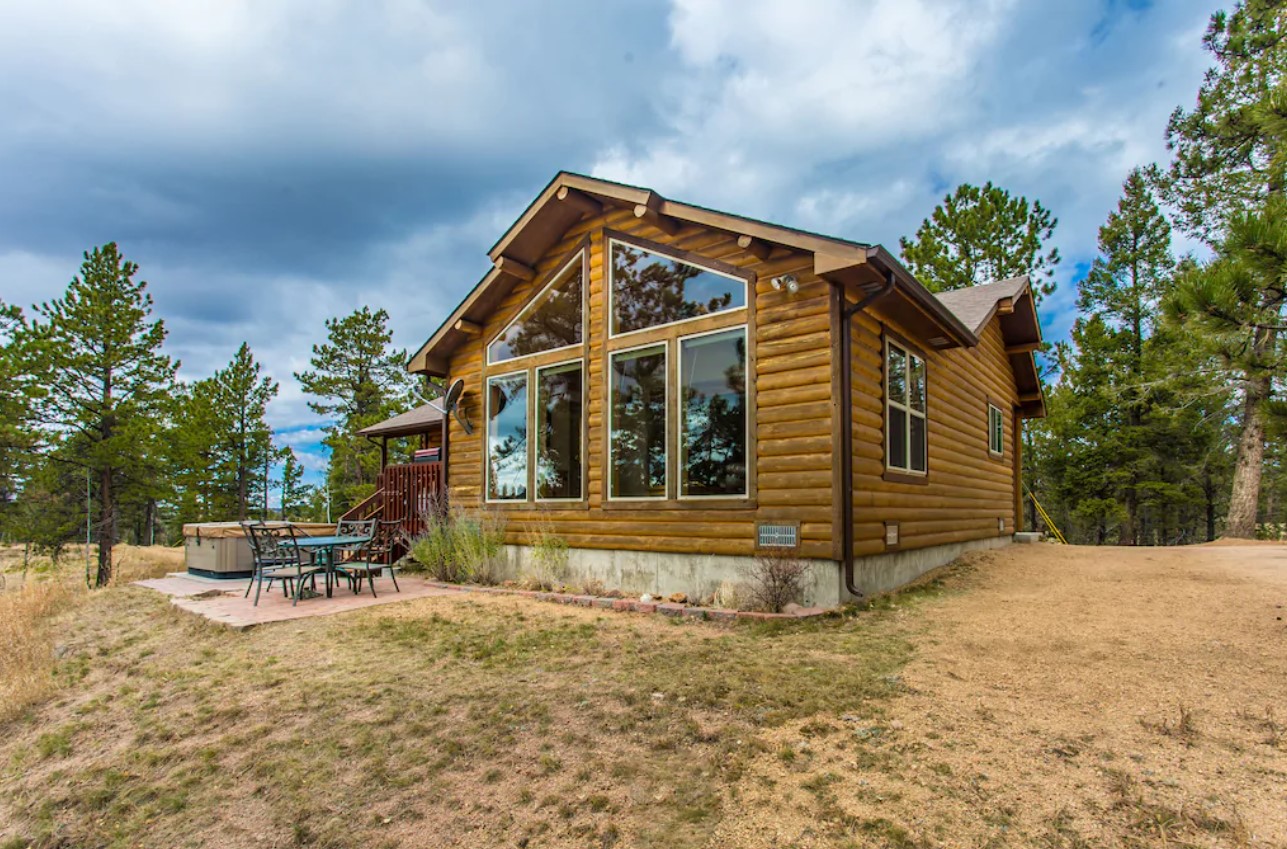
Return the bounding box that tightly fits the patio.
[136,571,455,630]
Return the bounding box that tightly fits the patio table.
[284,533,372,600]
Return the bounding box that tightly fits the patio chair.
[341,519,401,597]
[243,522,327,607]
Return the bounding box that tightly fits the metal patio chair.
[340,519,401,597]
[243,522,326,606]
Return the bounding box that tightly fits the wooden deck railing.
[339,462,443,547]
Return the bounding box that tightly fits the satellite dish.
[442,378,473,435]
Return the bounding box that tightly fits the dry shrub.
[0,577,81,721]
[710,580,746,610]
[408,506,506,585]
[522,514,569,591]
[743,551,812,613]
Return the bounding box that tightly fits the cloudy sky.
[0,0,1217,482]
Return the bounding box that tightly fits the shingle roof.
[356,403,444,439]
[933,275,1032,335]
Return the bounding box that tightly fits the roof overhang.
[409,172,979,375]
[1001,286,1046,419]
[355,403,445,439]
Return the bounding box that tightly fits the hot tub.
[182,522,336,579]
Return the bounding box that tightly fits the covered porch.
[343,403,448,543]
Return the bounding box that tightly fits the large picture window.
[610,240,746,336]
[886,341,927,474]
[536,362,583,500]
[486,372,529,501]
[679,328,747,497]
[488,253,584,364]
[609,344,667,499]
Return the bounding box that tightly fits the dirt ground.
[714,543,1287,847]
[1,542,1284,848]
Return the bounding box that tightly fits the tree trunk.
[1226,374,1270,538]
[96,466,114,587]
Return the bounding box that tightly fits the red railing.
[341,462,443,548]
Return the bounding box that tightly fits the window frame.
[606,340,670,502]
[533,357,587,504]
[882,333,929,483]
[987,402,1004,458]
[486,246,588,367]
[483,368,532,504]
[676,324,750,501]
[606,231,751,341]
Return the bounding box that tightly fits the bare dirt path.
[715,543,1287,848]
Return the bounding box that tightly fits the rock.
[782,602,803,615]
[640,593,654,603]
[889,720,904,730]
[53,643,69,659]
[667,592,688,604]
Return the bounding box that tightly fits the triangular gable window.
[487,253,584,364]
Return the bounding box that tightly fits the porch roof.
[356,403,444,439]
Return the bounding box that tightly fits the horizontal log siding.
[849,306,1019,557]
[444,209,836,559]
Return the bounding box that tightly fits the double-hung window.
[885,340,927,475]
[988,404,1004,457]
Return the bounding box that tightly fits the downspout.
[834,270,895,600]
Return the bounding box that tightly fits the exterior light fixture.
[771,274,799,294]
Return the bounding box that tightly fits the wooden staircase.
[340,462,444,555]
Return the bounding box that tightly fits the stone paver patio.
[136,572,454,629]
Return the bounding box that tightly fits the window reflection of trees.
[537,365,582,500]
[487,375,528,500]
[681,331,747,496]
[610,348,666,498]
[489,266,583,363]
[611,244,742,335]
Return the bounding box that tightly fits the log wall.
[847,300,1020,557]
[444,206,837,560]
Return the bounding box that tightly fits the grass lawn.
[0,555,934,849]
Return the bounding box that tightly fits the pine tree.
[280,447,306,519]
[1077,169,1174,543]
[899,182,1060,303]
[0,302,37,526]
[1167,196,1287,537]
[24,244,177,585]
[1159,1,1287,538]
[294,307,412,512]
[210,343,278,520]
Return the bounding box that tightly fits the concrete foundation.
[496,533,1013,608]
[847,534,1012,600]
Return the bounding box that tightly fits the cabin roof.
[356,402,443,439]
[936,275,1046,418]
[405,171,1045,418]
[407,171,977,376]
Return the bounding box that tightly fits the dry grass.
[3,543,1285,848]
[0,565,932,849]
[0,577,80,723]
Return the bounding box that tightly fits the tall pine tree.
[899,181,1060,303]
[1077,168,1174,543]
[295,307,412,512]
[24,244,177,585]
[1160,0,1287,537]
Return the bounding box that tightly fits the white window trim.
[606,237,748,341]
[988,403,1004,457]
[607,340,669,501]
[676,324,750,500]
[534,357,587,503]
[484,368,531,504]
[885,339,928,476]
[486,249,586,367]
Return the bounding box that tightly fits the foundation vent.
[757,523,798,548]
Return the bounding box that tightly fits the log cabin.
[404,172,1045,605]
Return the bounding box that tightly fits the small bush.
[743,551,811,613]
[522,515,569,591]
[408,507,505,584]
